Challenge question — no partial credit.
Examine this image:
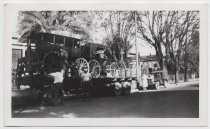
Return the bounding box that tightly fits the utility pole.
[135,11,139,81]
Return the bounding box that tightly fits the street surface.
[12,81,199,118]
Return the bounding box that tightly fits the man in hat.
[80,67,92,101]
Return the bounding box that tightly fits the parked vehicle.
[147,70,168,90]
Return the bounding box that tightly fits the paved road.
[12,81,199,118]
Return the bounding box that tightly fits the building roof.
[140,55,157,62]
[128,53,157,62]
[18,32,82,43]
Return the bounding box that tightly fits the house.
[12,37,36,68]
[140,54,160,75]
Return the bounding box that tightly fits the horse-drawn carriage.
[16,32,135,97]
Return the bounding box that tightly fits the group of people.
[40,65,93,108]
[39,48,93,109]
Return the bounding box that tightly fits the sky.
[91,29,156,56]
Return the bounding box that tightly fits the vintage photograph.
[11,10,200,118]
[3,2,208,127]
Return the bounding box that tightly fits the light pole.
[135,11,139,81]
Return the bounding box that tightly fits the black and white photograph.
[3,2,208,127]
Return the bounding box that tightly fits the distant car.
[147,70,168,90]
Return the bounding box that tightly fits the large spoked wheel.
[75,58,89,75]
[42,51,62,73]
[110,62,119,78]
[89,59,101,78]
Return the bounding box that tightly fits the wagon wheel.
[110,62,119,78]
[42,51,62,74]
[89,59,101,78]
[75,58,89,75]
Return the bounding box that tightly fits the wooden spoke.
[75,58,89,74]
[89,59,101,78]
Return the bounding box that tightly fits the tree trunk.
[184,66,188,82]
[174,69,179,84]
[184,47,188,82]
[120,50,124,61]
[162,60,168,80]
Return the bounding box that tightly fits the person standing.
[80,67,92,101]
[142,74,149,92]
[106,69,113,78]
[48,66,65,106]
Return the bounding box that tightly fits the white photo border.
[3,2,208,127]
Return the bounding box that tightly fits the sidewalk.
[131,79,199,93]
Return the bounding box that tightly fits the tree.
[162,11,199,83]
[137,11,199,83]
[17,11,94,42]
[182,26,199,81]
[136,11,165,69]
[95,11,135,64]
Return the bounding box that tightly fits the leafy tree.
[17,11,94,42]
[95,11,135,64]
[162,11,199,83]
[136,11,165,69]
[137,11,199,83]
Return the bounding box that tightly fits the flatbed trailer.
[63,76,137,96]
[15,32,140,103]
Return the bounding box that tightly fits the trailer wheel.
[89,59,101,78]
[113,82,122,96]
[155,81,160,90]
[122,81,131,95]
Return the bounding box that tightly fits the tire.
[113,82,122,96]
[122,81,131,95]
